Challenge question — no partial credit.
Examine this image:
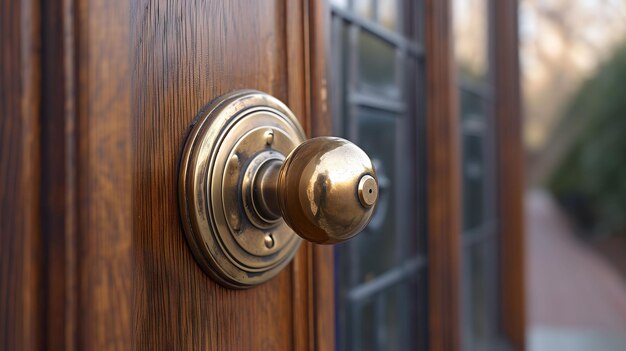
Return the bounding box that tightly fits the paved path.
[526,190,626,350]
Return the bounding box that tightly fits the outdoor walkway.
[526,190,626,350]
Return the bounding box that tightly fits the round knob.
[250,137,379,244]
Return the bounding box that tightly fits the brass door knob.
[179,90,379,288]
[249,137,378,245]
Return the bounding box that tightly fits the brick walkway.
[526,190,626,349]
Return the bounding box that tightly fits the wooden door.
[1,0,524,350]
[3,0,332,350]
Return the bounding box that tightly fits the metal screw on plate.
[265,129,274,146]
[230,154,239,164]
[264,233,275,249]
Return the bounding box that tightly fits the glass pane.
[330,0,349,9]
[358,31,398,94]
[385,275,428,351]
[414,272,429,351]
[359,301,377,351]
[355,109,399,283]
[330,18,351,137]
[455,0,502,349]
[377,0,399,31]
[462,238,500,350]
[413,0,425,44]
[381,286,401,350]
[343,270,427,351]
[463,134,484,230]
[471,241,488,341]
[354,0,374,19]
[453,0,489,80]
[461,91,488,231]
[331,2,428,350]
[460,89,487,124]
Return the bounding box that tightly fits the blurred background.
[521,0,626,349]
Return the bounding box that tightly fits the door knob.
[179,90,378,288]
[248,137,378,244]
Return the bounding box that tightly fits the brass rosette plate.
[178,90,306,288]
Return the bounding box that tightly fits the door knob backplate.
[179,90,306,288]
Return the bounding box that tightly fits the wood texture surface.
[74,0,134,349]
[131,1,293,349]
[36,0,330,350]
[424,1,462,350]
[0,0,43,350]
[41,0,78,349]
[306,1,335,350]
[493,1,526,349]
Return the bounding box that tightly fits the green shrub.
[548,44,626,237]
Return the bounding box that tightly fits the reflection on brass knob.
[179,90,379,288]
[280,137,378,244]
[249,137,378,244]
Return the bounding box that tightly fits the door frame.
[493,1,525,349]
[422,1,526,350]
[424,1,462,350]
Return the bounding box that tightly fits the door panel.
[132,1,293,349]
[43,0,329,349]
[328,2,429,350]
[454,0,526,349]
[0,0,42,349]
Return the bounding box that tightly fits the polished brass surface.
[179,90,378,288]
[357,175,378,208]
[179,90,306,288]
[277,137,378,244]
[251,158,282,222]
[241,151,284,228]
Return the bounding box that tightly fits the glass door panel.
[329,1,428,350]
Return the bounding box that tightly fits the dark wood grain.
[0,0,43,350]
[307,0,332,138]
[493,1,526,349]
[74,0,134,349]
[131,1,290,349]
[128,1,327,349]
[287,2,315,350]
[424,1,462,350]
[306,1,335,350]
[41,0,78,349]
[35,0,329,350]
